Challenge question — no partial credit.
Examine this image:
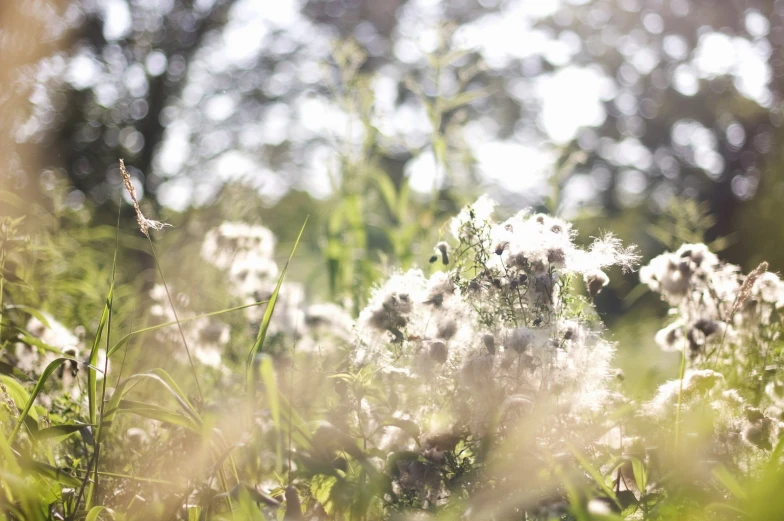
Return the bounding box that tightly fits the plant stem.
[147,236,203,401]
[675,338,687,450]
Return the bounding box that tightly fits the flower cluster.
[641,244,784,387]
[351,197,640,482]
[149,283,231,369]
[201,222,353,353]
[644,368,784,463]
[635,243,784,482]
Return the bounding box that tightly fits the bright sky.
[63,0,775,210]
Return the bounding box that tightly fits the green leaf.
[441,88,489,112]
[259,354,282,470]
[0,362,33,382]
[147,368,200,420]
[86,505,115,521]
[34,424,93,442]
[115,399,198,431]
[75,469,175,485]
[20,458,81,487]
[245,217,308,389]
[101,369,202,440]
[567,442,621,509]
[712,464,748,501]
[630,457,647,494]
[8,358,99,444]
[85,215,121,509]
[310,474,337,516]
[432,136,447,169]
[88,283,114,426]
[0,421,20,475]
[375,174,397,215]
[16,333,67,354]
[0,375,37,423]
[4,305,52,329]
[107,300,269,357]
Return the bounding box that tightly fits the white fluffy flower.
[352,197,637,438]
[201,222,276,270]
[640,243,720,303]
[449,194,496,241]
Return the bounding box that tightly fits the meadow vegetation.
[3,42,784,521]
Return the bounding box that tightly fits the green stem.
[0,249,6,343]
[146,236,203,401]
[675,338,687,450]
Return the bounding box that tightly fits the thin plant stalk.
[0,247,5,343]
[674,337,688,450]
[87,209,121,508]
[146,236,203,402]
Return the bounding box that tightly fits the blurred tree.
[533,0,783,249]
[6,0,237,220]
[0,1,75,209]
[8,0,784,275]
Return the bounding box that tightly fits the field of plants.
[5,1,784,519]
[4,159,784,520]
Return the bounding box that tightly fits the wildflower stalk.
[0,219,11,345]
[707,262,768,371]
[675,337,688,450]
[0,250,5,345]
[89,208,121,508]
[118,159,170,235]
[286,316,297,487]
[118,159,202,400]
[147,236,204,401]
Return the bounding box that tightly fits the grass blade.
[34,424,94,442]
[115,399,198,431]
[567,442,621,509]
[8,357,100,444]
[712,464,748,501]
[88,281,114,426]
[0,362,33,382]
[86,505,115,521]
[101,369,203,440]
[74,469,175,485]
[259,354,282,470]
[245,217,308,390]
[20,458,81,488]
[107,300,269,358]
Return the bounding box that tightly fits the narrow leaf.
[20,458,81,487]
[8,358,99,444]
[712,464,748,501]
[88,285,114,426]
[187,506,201,521]
[245,217,308,389]
[116,399,198,431]
[107,300,269,357]
[259,354,282,470]
[34,424,94,441]
[0,362,33,382]
[101,370,202,440]
[567,442,621,509]
[86,506,115,521]
[630,457,647,494]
